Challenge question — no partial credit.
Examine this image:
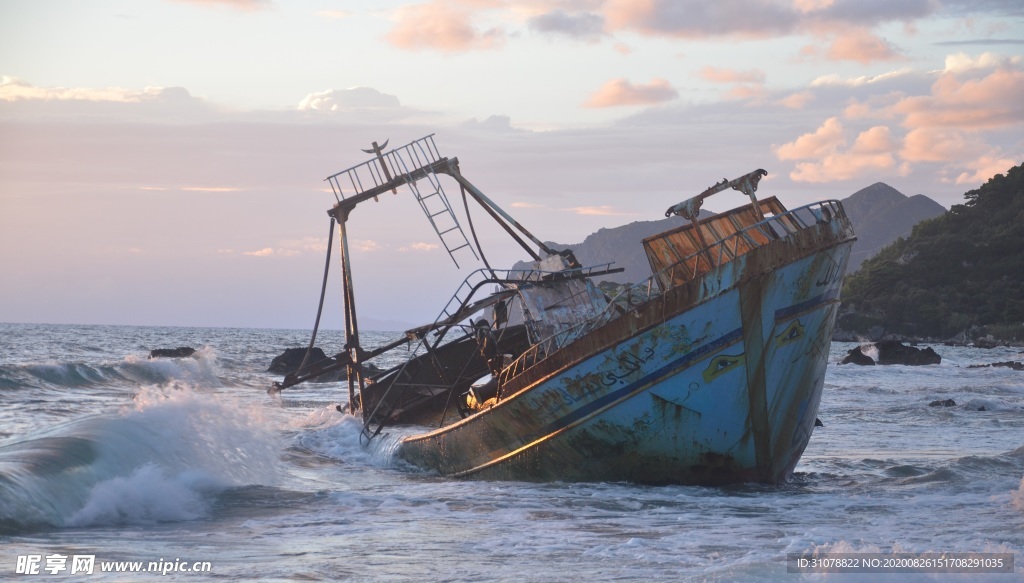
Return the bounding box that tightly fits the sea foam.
[0,385,280,530]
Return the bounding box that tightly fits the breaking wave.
[0,385,281,532]
[0,347,223,392]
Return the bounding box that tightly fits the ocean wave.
[118,347,223,387]
[290,407,414,471]
[1,347,225,391]
[0,385,281,532]
[20,362,124,388]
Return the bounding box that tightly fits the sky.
[1,0,1022,331]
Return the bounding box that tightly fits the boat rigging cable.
[460,183,497,278]
[300,217,335,372]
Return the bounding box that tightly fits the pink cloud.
[698,67,765,84]
[954,155,1019,185]
[399,242,440,252]
[825,30,901,64]
[604,0,797,39]
[583,78,677,108]
[892,67,1024,130]
[354,240,382,253]
[775,119,901,182]
[777,91,815,109]
[567,205,635,216]
[243,248,275,257]
[901,128,977,162]
[725,84,767,102]
[386,2,505,52]
[775,117,845,161]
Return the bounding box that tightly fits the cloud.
[399,242,440,251]
[0,76,199,104]
[777,91,815,109]
[824,29,901,63]
[941,51,1021,73]
[510,201,546,209]
[809,68,913,87]
[298,87,401,112]
[386,1,505,52]
[954,154,1019,185]
[775,117,845,160]
[583,78,678,108]
[698,67,765,84]
[935,38,1024,47]
[901,127,978,162]
[354,240,383,253]
[461,114,519,132]
[181,186,242,192]
[0,77,220,122]
[170,0,271,11]
[566,205,635,216]
[604,0,799,39]
[238,237,326,257]
[279,236,329,255]
[527,10,605,42]
[891,59,1024,130]
[775,118,902,182]
[243,248,275,257]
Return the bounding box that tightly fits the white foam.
[65,463,215,526]
[0,384,282,528]
[1012,476,1024,512]
[120,346,222,387]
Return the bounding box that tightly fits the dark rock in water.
[968,361,1024,371]
[814,418,824,427]
[929,398,956,407]
[149,347,196,359]
[268,347,330,374]
[977,405,987,411]
[973,336,1000,349]
[840,347,875,365]
[268,347,383,382]
[875,340,941,365]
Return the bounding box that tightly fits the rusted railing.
[496,199,848,390]
[325,135,443,202]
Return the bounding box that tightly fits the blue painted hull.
[398,216,854,485]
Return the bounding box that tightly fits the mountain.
[839,182,946,272]
[840,162,1024,341]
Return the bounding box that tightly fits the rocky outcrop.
[839,347,875,365]
[968,361,1024,371]
[929,398,956,407]
[839,341,941,366]
[875,340,941,365]
[268,347,383,382]
[149,347,196,358]
[268,347,330,374]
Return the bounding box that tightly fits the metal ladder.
[324,135,478,267]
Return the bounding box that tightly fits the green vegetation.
[840,162,1024,341]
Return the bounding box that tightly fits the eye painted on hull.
[775,319,805,347]
[702,353,745,382]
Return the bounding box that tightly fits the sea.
[0,322,1021,582]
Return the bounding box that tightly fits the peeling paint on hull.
[398,219,854,485]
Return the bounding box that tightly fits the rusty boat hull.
[398,207,854,485]
[280,137,856,487]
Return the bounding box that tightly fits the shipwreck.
[272,135,856,485]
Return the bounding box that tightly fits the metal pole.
[336,214,365,416]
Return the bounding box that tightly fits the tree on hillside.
[841,163,1024,339]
